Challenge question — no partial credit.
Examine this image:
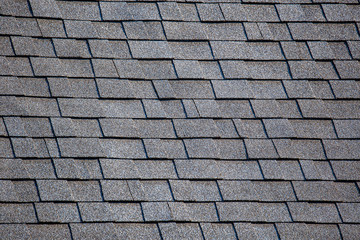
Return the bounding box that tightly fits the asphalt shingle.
[2,0,360,237]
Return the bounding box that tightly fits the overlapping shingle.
[1,0,359,238]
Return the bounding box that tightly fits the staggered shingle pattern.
[1,0,360,239]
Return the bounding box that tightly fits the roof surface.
[1,0,360,239]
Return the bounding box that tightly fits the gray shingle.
[0,224,31,240]
[170,180,221,202]
[308,41,351,60]
[142,202,172,221]
[348,41,360,59]
[184,139,220,159]
[52,118,101,137]
[169,41,213,60]
[178,3,199,21]
[123,21,165,40]
[27,224,72,239]
[163,22,208,40]
[194,100,221,118]
[0,180,38,202]
[54,159,102,179]
[37,180,73,201]
[0,37,14,56]
[35,203,80,223]
[200,61,223,80]
[338,203,360,223]
[251,100,282,118]
[99,119,138,138]
[64,20,98,39]
[0,77,49,97]
[297,99,330,118]
[289,23,359,41]
[217,139,247,160]
[197,4,224,22]
[12,138,49,158]
[263,119,296,138]
[275,101,303,119]
[276,223,341,240]
[281,42,312,60]
[100,2,132,21]
[332,161,360,181]
[249,80,287,99]
[29,0,62,18]
[173,60,204,79]
[127,2,160,21]
[0,203,37,223]
[101,139,146,159]
[152,80,176,99]
[12,37,55,57]
[288,202,341,223]
[115,223,161,240]
[323,140,360,160]
[49,78,97,98]
[300,160,335,180]
[100,159,138,179]
[217,202,291,222]
[260,160,304,180]
[143,139,186,159]
[135,120,176,138]
[212,80,252,99]
[293,181,360,202]
[53,39,90,58]
[89,40,130,59]
[113,60,144,79]
[23,159,56,179]
[91,59,118,78]
[234,119,267,139]
[276,4,325,21]
[135,160,177,179]
[330,80,360,99]
[58,138,104,158]
[139,60,177,79]
[57,1,100,21]
[128,180,173,201]
[220,4,279,22]
[158,2,183,21]
[93,22,126,40]
[96,79,133,99]
[290,120,336,139]
[324,101,360,119]
[5,117,53,137]
[143,100,185,119]
[0,17,41,37]
[129,41,172,59]
[334,61,360,79]
[339,224,360,240]
[235,223,278,240]
[169,81,214,99]
[31,57,65,77]
[111,203,143,222]
[37,19,66,38]
[201,223,237,240]
[68,181,102,202]
[78,202,113,222]
[245,139,279,159]
[160,223,203,240]
[71,223,118,240]
[204,23,247,41]
[322,4,360,21]
[274,139,326,160]
[219,181,296,201]
[283,80,315,98]
[0,0,31,17]
[215,120,239,138]
[174,119,220,138]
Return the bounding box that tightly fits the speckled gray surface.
[1,0,360,239]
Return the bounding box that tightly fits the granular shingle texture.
[1,0,360,239]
